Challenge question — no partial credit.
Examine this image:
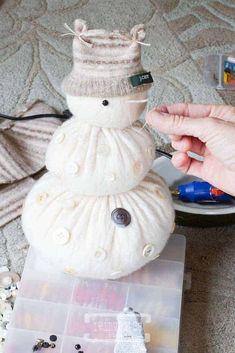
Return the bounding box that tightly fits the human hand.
[146,103,235,196]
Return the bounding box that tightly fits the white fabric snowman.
[22,19,175,279]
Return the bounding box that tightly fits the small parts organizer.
[4,235,186,353]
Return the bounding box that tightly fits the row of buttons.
[53,132,155,159]
[52,227,159,259]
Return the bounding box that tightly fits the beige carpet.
[0,1,235,352]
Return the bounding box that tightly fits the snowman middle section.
[46,116,155,195]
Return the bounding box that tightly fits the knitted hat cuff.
[62,74,152,97]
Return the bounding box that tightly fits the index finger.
[158,103,235,123]
[159,103,212,118]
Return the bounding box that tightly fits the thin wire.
[155,148,172,159]
[0,110,72,121]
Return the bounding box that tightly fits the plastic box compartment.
[4,234,186,353]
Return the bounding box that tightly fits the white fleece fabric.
[22,171,174,279]
[66,91,148,129]
[45,118,155,196]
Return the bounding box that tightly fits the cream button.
[62,199,77,210]
[105,173,116,181]
[67,162,79,175]
[54,132,65,144]
[64,267,76,275]
[133,161,143,175]
[143,244,155,257]
[36,192,48,204]
[53,228,70,245]
[110,270,122,277]
[94,248,107,261]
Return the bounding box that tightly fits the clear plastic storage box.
[4,234,186,353]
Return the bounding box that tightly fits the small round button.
[53,228,70,245]
[36,192,48,204]
[143,244,155,257]
[111,208,131,227]
[67,162,79,175]
[94,248,107,261]
[62,199,77,210]
[54,132,65,144]
[133,161,143,175]
[110,269,122,277]
[64,267,76,274]
[102,100,109,106]
[105,173,116,181]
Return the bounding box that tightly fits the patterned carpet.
[0,1,235,352]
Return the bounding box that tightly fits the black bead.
[49,335,57,342]
[75,344,81,350]
[102,99,109,106]
[42,342,50,348]
[78,351,84,353]
[51,343,56,349]
[111,208,131,227]
[33,345,39,352]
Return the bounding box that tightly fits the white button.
[97,144,110,156]
[53,228,70,245]
[54,132,65,144]
[133,161,143,175]
[110,270,122,277]
[143,244,155,257]
[62,199,77,209]
[105,173,116,181]
[64,267,76,274]
[36,192,48,204]
[94,248,107,261]
[67,162,79,175]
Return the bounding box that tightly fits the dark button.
[102,99,109,106]
[111,208,131,227]
[42,342,50,348]
[49,335,57,342]
[75,344,81,350]
[51,343,56,349]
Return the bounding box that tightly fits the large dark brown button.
[111,208,131,227]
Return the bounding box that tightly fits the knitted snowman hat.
[62,19,153,97]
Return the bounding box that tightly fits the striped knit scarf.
[0,101,61,227]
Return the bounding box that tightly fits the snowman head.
[66,91,148,129]
[62,19,153,128]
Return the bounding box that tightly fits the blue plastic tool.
[172,181,234,203]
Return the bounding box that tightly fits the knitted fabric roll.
[22,171,174,280]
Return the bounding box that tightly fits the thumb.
[146,109,214,141]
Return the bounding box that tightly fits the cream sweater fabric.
[22,171,174,279]
[46,116,155,196]
[22,20,175,280]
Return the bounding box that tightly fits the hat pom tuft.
[130,24,146,41]
[74,19,88,34]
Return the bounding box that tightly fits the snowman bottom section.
[22,172,175,280]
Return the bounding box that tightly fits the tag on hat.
[129,72,153,87]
